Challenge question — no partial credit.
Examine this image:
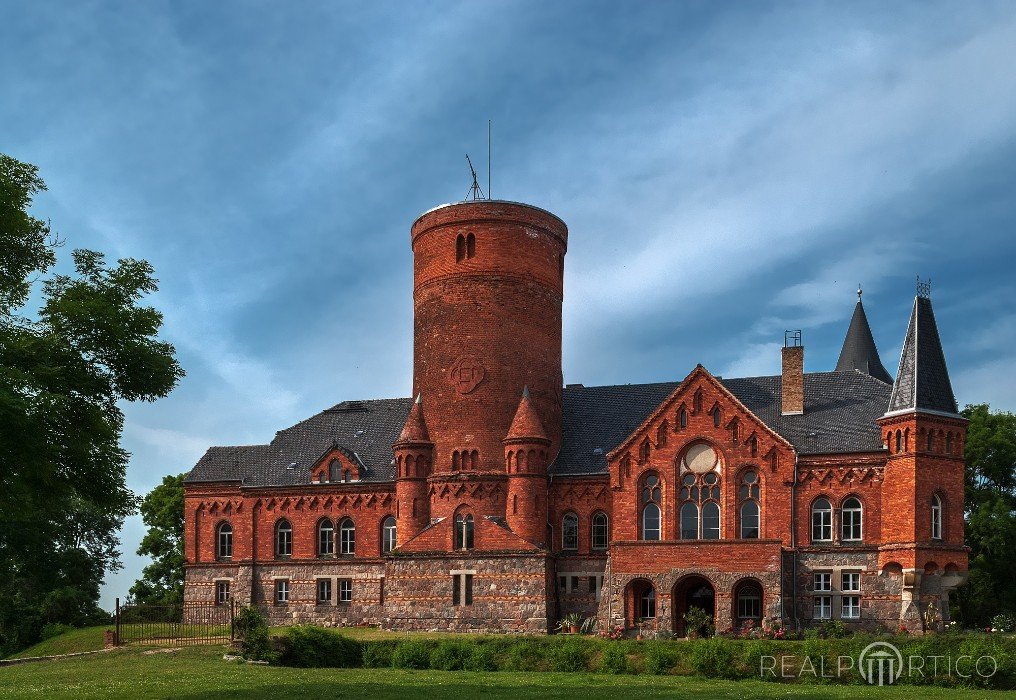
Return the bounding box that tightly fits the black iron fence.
[115,598,234,646]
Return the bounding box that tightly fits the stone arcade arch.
[672,575,715,637]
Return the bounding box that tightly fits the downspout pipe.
[790,452,800,632]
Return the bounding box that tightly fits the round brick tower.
[410,200,567,520]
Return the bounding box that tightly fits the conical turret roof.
[396,394,432,443]
[505,386,549,442]
[885,293,959,417]
[835,290,893,384]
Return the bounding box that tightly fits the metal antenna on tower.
[488,119,492,200]
[464,154,486,201]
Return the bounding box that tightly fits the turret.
[504,386,551,545]
[393,394,434,544]
[876,282,968,628]
[835,286,893,384]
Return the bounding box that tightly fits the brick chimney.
[782,331,804,415]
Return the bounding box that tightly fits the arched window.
[640,473,662,540]
[735,580,763,622]
[657,422,668,448]
[739,470,760,539]
[926,431,934,452]
[329,459,341,482]
[811,498,832,542]
[591,512,609,550]
[712,407,722,427]
[639,585,656,619]
[931,494,942,540]
[904,428,910,452]
[841,497,862,542]
[217,522,233,559]
[895,430,903,453]
[339,518,355,555]
[455,234,465,262]
[382,516,397,553]
[562,513,579,551]
[275,519,292,557]
[679,407,688,429]
[455,513,474,550]
[946,433,953,454]
[318,518,335,556]
[680,470,721,539]
[466,232,476,259]
[639,439,651,463]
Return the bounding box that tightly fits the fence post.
[115,597,121,646]
[230,598,235,643]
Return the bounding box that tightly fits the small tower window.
[931,494,942,540]
[466,232,476,258]
[713,407,722,427]
[926,431,934,452]
[382,516,397,553]
[454,513,474,550]
[216,522,233,559]
[679,407,688,429]
[895,430,903,453]
[562,513,578,551]
[455,234,466,262]
[946,433,953,454]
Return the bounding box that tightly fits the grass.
[6,626,110,659]
[0,644,1012,699]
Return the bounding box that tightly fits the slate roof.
[187,371,893,486]
[835,298,893,384]
[886,296,960,416]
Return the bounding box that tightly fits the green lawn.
[1,644,1012,699]
[6,627,110,659]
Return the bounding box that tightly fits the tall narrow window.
[215,580,231,605]
[339,518,355,555]
[329,459,341,482]
[735,581,762,621]
[926,431,934,452]
[317,579,332,604]
[931,494,942,540]
[455,513,474,550]
[466,232,476,258]
[591,512,609,550]
[841,571,861,619]
[657,423,668,448]
[680,470,721,539]
[274,579,289,605]
[453,573,473,606]
[679,408,688,429]
[562,513,578,551]
[339,578,353,603]
[640,473,662,540]
[455,234,466,262]
[275,519,292,557]
[318,518,335,556]
[739,470,761,539]
[217,522,233,559]
[811,498,832,542]
[813,572,831,620]
[946,433,953,454]
[713,407,722,427]
[895,430,903,453]
[639,585,656,619]
[841,497,862,542]
[382,516,397,553]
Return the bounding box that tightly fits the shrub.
[392,640,433,670]
[430,640,471,671]
[597,643,633,674]
[644,643,678,675]
[550,638,591,672]
[684,606,714,639]
[501,639,545,672]
[278,626,360,668]
[232,606,276,663]
[991,613,1016,633]
[40,622,75,640]
[362,640,397,668]
[464,641,500,671]
[690,638,738,679]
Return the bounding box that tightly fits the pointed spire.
[397,393,432,443]
[835,288,893,384]
[885,291,959,417]
[505,385,549,442]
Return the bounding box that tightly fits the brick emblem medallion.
[449,356,486,394]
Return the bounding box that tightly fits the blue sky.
[3,1,1015,608]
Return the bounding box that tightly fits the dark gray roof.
[835,299,893,384]
[186,373,893,486]
[886,296,959,416]
[185,398,413,486]
[551,371,892,476]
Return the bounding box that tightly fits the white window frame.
[275,579,289,604]
[316,578,332,605]
[215,580,231,605]
[338,578,353,603]
[931,495,942,540]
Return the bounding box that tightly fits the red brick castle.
[184,199,968,634]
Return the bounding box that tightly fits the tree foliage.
[129,474,186,605]
[956,403,1016,626]
[0,153,183,655]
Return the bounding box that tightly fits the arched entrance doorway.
[672,575,715,637]
[623,579,657,629]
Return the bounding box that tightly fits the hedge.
[272,628,1016,689]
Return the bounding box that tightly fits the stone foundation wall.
[555,556,607,623]
[790,549,897,632]
[383,552,551,632]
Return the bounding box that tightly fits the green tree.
[0,153,183,655]
[129,474,186,605]
[956,403,1016,627]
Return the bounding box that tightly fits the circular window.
[683,443,720,474]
